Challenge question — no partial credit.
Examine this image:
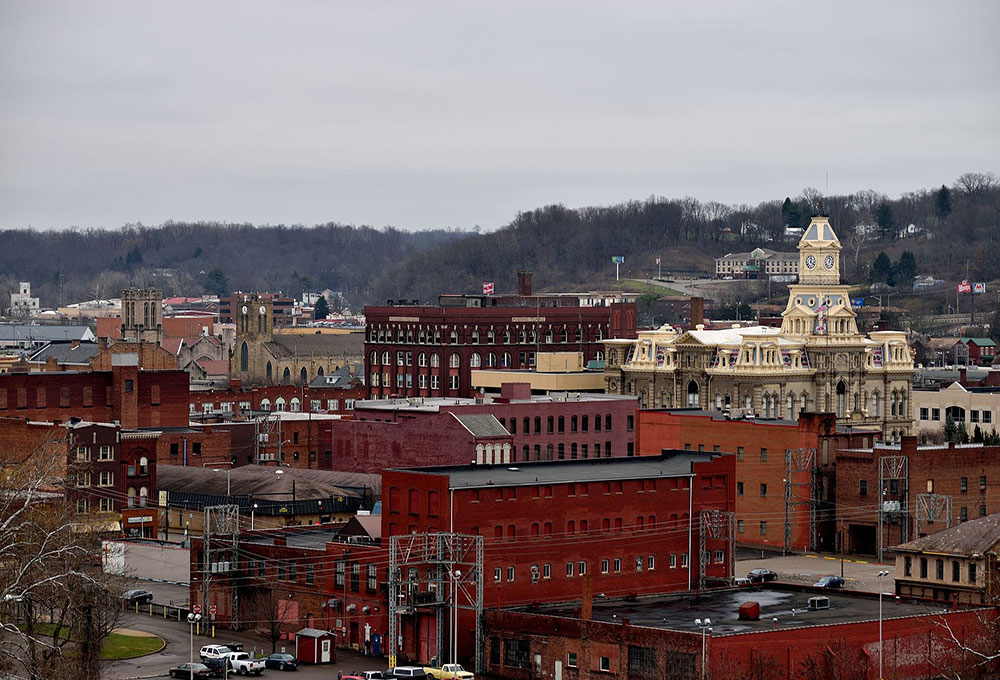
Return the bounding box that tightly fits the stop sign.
[209,604,217,616]
[192,604,202,614]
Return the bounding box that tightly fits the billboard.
[973,282,987,294]
[482,282,494,295]
[851,298,865,308]
[958,280,972,294]
[611,256,624,264]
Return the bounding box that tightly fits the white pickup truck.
[223,651,266,676]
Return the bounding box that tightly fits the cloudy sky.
[1,1,997,231]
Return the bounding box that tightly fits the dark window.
[760,483,767,497]
[737,482,744,496]
[961,477,968,493]
[628,645,657,680]
[860,480,868,496]
[936,559,944,580]
[490,637,501,666]
[981,476,988,491]
[904,556,912,577]
[547,416,554,434]
[504,639,530,668]
[970,562,978,583]
[627,415,634,431]
[124,379,134,392]
[920,558,927,578]
[558,416,565,433]
[952,561,960,582]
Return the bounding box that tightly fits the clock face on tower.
[805,255,816,270]
[259,306,266,315]
[825,255,835,270]
[241,305,248,314]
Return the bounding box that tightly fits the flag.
[482,282,494,295]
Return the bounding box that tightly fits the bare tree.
[797,640,869,680]
[931,610,1000,679]
[845,229,871,283]
[955,172,1000,196]
[0,440,128,680]
[244,588,297,653]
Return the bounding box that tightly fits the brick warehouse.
[0,356,189,428]
[483,588,999,680]
[636,409,878,552]
[192,451,735,667]
[836,436,1000,557]
[364,277,637,400]
[352,383,637,462]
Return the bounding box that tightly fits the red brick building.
[188,377,366,419]
[352,384,638,462]
[383,451,735,663]
[364,285,637,399]
[636,409,877,552]
[836,436,1000,556]
[0,359,189,428]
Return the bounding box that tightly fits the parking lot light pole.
[877,570,890,680]
[695,618,712,680]
[187,612,202,680]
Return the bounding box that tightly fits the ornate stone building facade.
[604,216,915,439]
[230,293,363,386]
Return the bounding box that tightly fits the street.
[106,613,388,680]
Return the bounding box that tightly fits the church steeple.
[797,215,841,285]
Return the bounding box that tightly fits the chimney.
[517,271,533,297]
[690,297,704,327]
[581,574,593,621]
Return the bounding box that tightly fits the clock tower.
[798,215,841,285]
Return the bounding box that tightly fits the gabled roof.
[195,359,229,376]
[895,513,1000,556]
[27,341,101,365]
[962,338,997,347]
[296,628,334,638]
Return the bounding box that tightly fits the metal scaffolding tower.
[388,533,484,673]
[784,448,818,553]
[203,504,240,628]
[699,509,736,589]
[914,493,953,538]
[877,455,909,563]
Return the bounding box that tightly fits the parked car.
[122,589,153,604]
[362,673,387,679]
[424,664,474,679]
[265,653,299,670]
[200,645,234,660]
[734,577,751,586]
[747,568,777,583]
[390,668,429,678]
[224,651,267,675]
[169,663,212,679]
[814,575,845,588]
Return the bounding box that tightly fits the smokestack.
[518,271,533,297]
[690,297,704,328]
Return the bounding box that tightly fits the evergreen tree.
[956,422,970,444]
[871,251,892,283]
[313,295,330,319]
[876,203,895,239]
[936,185,952,219]
[894,251,917,283]
[124,246,143,269]
[781,198,802,229]
[944,414,957,442]
[206,267,229,297]
[973,424,984,443]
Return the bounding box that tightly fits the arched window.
[471,329,479,344]
[687,381,699,408]
[275,397,286,411]
[449,353,461,368]
[787,393,794,419]
[317,366,324,377]
[260,398,271,411]
[545,329,553,343]
[470,353,482,368]
[836,381,847,417]
[872,392,880,418]
[560,328,568,343]
[290,397,301,412]
[382,351,390,365]
[127,487,136,508]
[489,329,497,343]
[139,456,148,476]
[430,354,440,368]
[240,342,249,371]
[519,330,527,343]
[450,330,459,343]
[501,353,512,368]
[300,367,308,385]
[266,362,272,381]
[486,353,497,367]
[575,328,583,342]
[369,350,377,365]
[418,352,427,367]
[283,367,291,384]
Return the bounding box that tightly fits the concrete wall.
[103,540,190,585]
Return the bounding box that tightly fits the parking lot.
[736,553,894,592]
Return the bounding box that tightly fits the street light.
[695,618,712,680]
[187,612,202,680]
[877,569,890,680]
[251,502,258,531]
[451,569,462,677]
[203,461,233,496]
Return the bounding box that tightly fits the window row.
[904,555,978,584]
[75,445,115,461]
[491,554,671,583]
[497,413,618,436]
[369,326,600,345]
[919,406,993,424]
[75,497,115,513]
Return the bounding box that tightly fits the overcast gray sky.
[1,1,997,232]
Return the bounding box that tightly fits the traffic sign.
[209,604,217,616]
[192,604,202,614]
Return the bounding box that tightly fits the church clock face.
[241,305,248,314]
[259,305,266,315]
[825,255,835,270]
[805,255,816,270]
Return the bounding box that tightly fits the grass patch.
[615,280,686,296]
[101,632,165,659]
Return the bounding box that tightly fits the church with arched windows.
[229,293,363,386]
[603,215,915,439]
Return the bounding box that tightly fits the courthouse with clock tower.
[603,215,915,439]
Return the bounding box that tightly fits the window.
[543,564,551,579]
[760,521,767,536]
[961,506,968,522]
[860,480,868,496]
[681,553,689,568]
[981,476,988,491]
[972,410,981,423]
[919,558,928,578]
[600,657,611,672]
[76,472,91,487]
[635,556,643,572]
[920,407,929,421]
[760,483,767,497]
[98,445,113,461]
[566,562,574,577]
[970,562,978,583]
[760,448,767,462]
[961,477,968,493]
[99,497,113,513]
[578,560,587,575]
[737,519,744,533]
[736,446,744,460]
[601,559,609,574]
[98,471,114,486]
[627,415,634,431]
[350,562,361,591]
[367,564,378,591]
[952,561,961,582]
[904,556,912,577]
[714,549,724,564]
[76,498,89,514]
[737,482,744,496]
[613,558,622,573]
[985,411,993,424]
[494,568,501,583]
[506,566,515,582]
[936,559,944,580]
[567,652,578,668]
[335,561,345,587]
[76,446,91,461]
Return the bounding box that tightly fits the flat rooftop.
[355,392,635,413]
[395,451,717,489]
[242,526,343,550]
[537,587,951,636]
